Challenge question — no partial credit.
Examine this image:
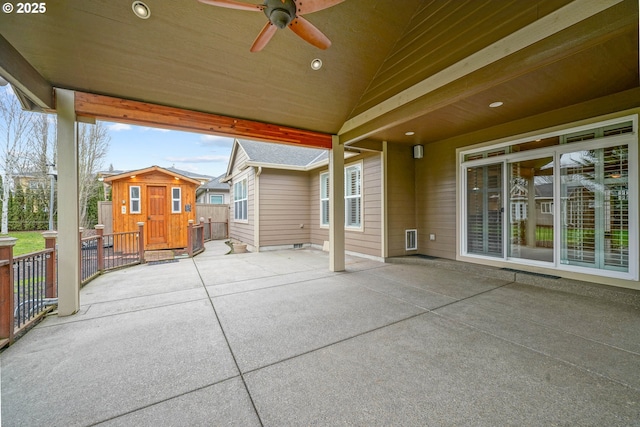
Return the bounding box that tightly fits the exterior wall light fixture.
[413,144,424,159]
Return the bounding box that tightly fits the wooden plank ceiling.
[0,0,637,148]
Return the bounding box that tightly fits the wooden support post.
[95,225,105,273]
[329,135,345,272]
[56,88,80,316]
[42,231,58,298]
[0,237,17,346]
[187,220,194,257]
[137,222,145,264]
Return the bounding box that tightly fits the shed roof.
[103,165,203,186]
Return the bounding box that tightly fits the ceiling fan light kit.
[198,0,344,52]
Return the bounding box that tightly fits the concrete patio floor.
[2,240,640,426]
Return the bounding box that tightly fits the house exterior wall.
[415,141,457,259]
[258,170,311,248]
[386,144,417,257]
[310,153,383,258]
[197,191,229,204]
[410,94,640,289]
[228,149,255,247]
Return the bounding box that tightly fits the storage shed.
[104,166,201,251]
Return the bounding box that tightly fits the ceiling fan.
[198,0,344,52]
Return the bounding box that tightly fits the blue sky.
[101,122,234,178]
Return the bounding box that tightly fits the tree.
[78,122,110,228]
[0,87,34,234]
[22,112,58,230]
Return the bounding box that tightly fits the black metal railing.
[80,230,143,286]
[13,249,55,330]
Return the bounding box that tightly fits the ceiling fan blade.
[296,0,344,15]
[288,16,331,50]
[197,0,262,12]
[250,22,278,52]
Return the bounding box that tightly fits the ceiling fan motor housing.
[263,0,297,29]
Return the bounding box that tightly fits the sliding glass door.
[466,164,503,257]
[460,117,636,279]
[560,145,629,271]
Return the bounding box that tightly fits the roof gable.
[103,165,202,186]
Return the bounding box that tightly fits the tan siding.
[386,144,416,257]
[258,170,311,247]
[310,153,382,258]
[229,148,255,246]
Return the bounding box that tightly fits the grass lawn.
[6,231,47,256]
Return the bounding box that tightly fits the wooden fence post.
[208,217,213,240]
[137,222,145,264]
[187,219,194,257]
[95,225,105,273]
[42,231,58,298]
[0,237,17,346]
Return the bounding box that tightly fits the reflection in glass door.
[466,164,503,257]
[560,145,629,272]
[508,157,554,262]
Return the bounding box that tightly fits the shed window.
[234,179,247,221]
[172,187,181,213]
[130,186,141,214]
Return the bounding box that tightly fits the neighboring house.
[196,174,229,204]
[103,166,200,251]
[224,139,385,260]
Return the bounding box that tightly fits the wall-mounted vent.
[405,229,417,251]
[294,243,303,249]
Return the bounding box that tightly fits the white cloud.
[198,135,234,146]
[107,123,132,132]
[141,126,170,132]
[165,155,229,163]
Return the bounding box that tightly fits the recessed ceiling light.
[489,101,503,108]
[310,58,322,70]
[405,131,415,136]
[132,1,150,19]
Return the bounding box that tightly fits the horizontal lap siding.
[387,144,416,257]
[416,142,458,259]
[259,170,311,247]
[229,149,255,246]
[310,154,382,258]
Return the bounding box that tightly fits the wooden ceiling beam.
[0,34,54,110]
[73,92,333,149]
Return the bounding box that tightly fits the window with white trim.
[209,194,224,204]
[345,163,362,228]
[172,187,181,213]
[130,186,141,214]
[540,202,553,214]
[234,178,247,221]
[320,172,329,226]
[319,163,363,228]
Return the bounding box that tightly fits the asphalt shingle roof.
[238,139,327,168]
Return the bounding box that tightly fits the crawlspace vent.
[405,229,417,251]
